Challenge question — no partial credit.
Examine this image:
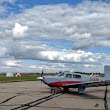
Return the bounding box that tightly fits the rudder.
[104,65,110,80]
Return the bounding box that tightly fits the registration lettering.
[90,77,99,81]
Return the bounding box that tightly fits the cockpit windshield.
[65,74,72,78]
[56,72,64,77]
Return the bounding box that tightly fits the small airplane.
[37,66,110,94]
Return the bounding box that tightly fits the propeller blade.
[37,69,43,80]
[37,69,44,80]
[41,69,43,77]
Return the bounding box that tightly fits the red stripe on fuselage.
[48,81,81,87]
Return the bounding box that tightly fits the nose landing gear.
[51,89,56,95]
[50,87,62,94]
[50,87,69,94]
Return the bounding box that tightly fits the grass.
[0,73,55,83]
[0,74,40,83]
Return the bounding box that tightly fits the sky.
[0,0,110,73]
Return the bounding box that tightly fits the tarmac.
[0,81,110,110]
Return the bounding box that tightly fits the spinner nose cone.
[37,77,43,80]
[42,77,48,84]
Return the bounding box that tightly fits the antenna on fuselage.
[90,73,94,76]
[70,69,74,73]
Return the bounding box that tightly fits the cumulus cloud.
[0,6,5,14]
[96,40,110,47]
[0,1,110,72]
[3,60,21,67]
[38,50,101,64]
[0,0,16,4]
[19,2,110,50]
[0,0,16,15]
[12,23,28,38]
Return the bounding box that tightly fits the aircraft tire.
[51,89,56,95]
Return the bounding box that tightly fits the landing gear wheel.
[51,89,56,95]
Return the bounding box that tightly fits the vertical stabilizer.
[104,65,110,80]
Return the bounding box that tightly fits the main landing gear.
[50,86,86,95]
[63,88,69,92]
[78,86,86,94]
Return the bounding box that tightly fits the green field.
[0,74,40,83]
[0,73,55,83]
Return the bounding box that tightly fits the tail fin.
[104,65,110,80]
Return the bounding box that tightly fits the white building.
[6,73,14,77]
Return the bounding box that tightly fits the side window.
[66,74,72,78]
[73,74,81,78]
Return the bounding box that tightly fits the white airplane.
[38,66,110,94]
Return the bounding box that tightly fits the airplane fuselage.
[42,72,105,88]
[39,66,110,94]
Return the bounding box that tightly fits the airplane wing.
[62,81,107,88]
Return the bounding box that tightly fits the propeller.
[37,69,44,87]
[41,69,44,77]
[37,69,44,80]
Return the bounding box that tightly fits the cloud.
[3,60,21,67]
[0,0,16,4]
[0,1,110,72]
[0,0,16,15]
[12,23,28,38]
[38,50,100,64]
[0,6,5,14]
[96,40,110,47]
[19,2,110,50]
